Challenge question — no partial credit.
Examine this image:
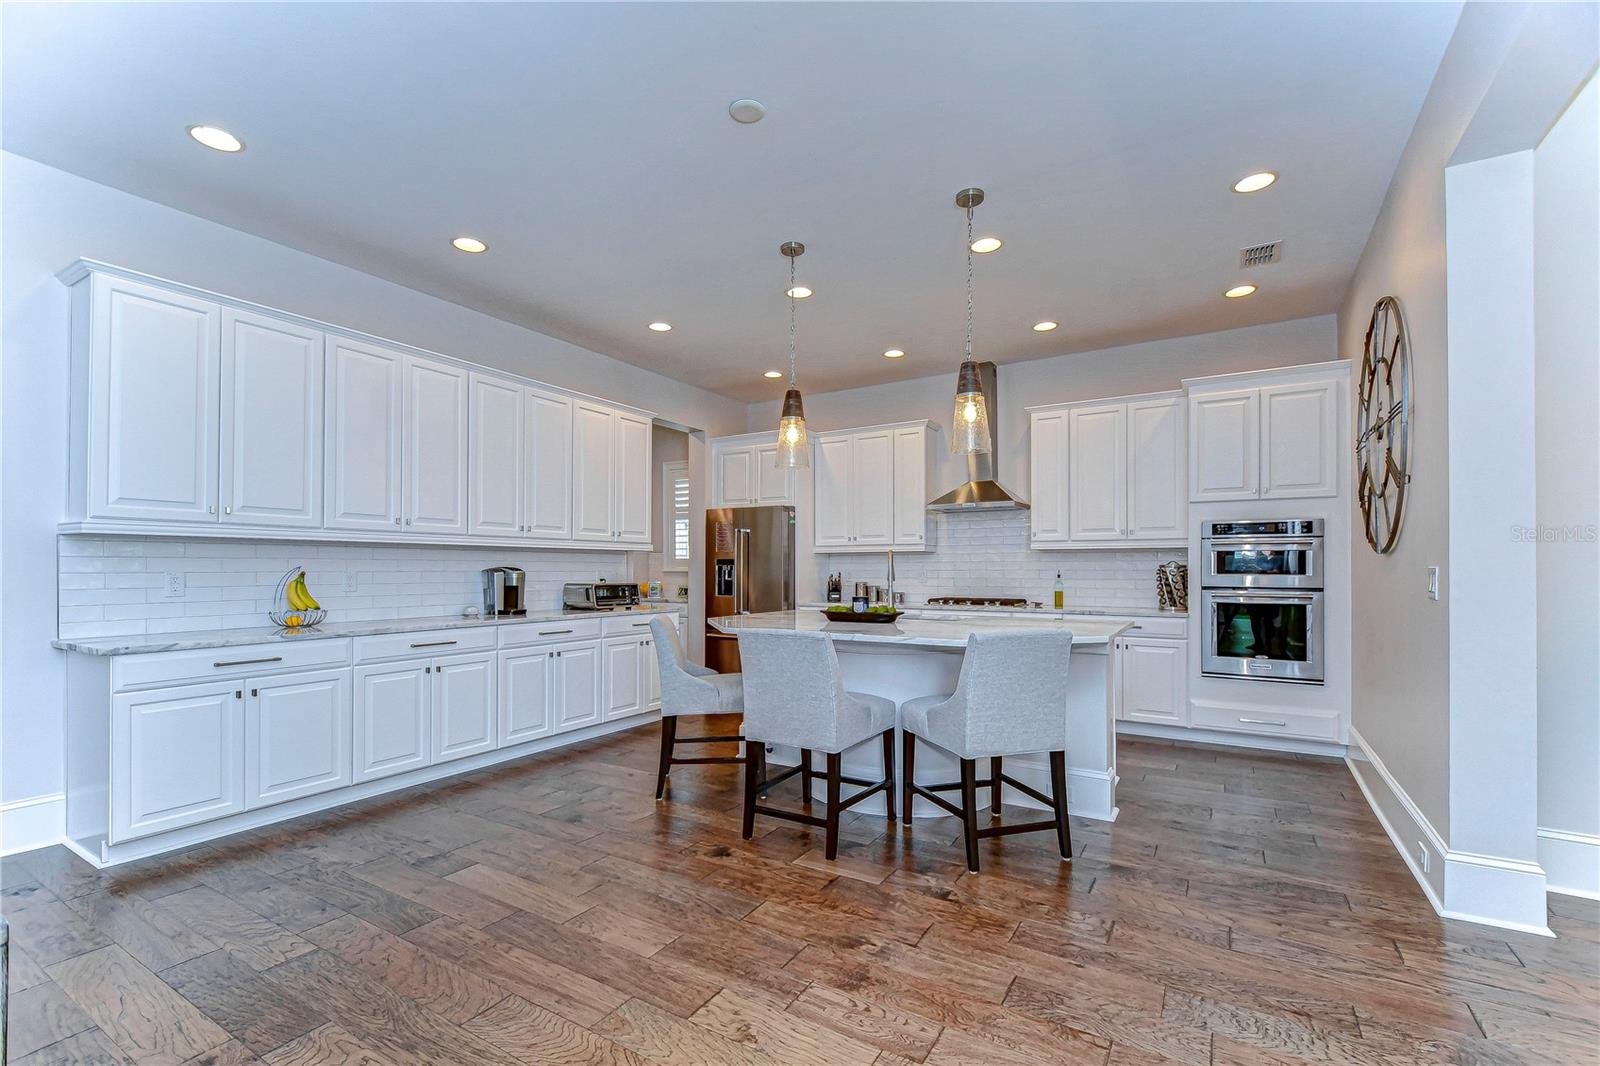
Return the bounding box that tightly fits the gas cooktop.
[925,596,1046,609]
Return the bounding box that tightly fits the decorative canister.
[1156,561,1188,612]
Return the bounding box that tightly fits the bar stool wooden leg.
[881,730,897,823]
[959,758,980,873]
[825,753,842,860]
[741,741,761,840]
[655,717,677,800]
[990,755,1002,816]
[1049,750,1072,861]
[800,748,813,803]
[901,730,916,825]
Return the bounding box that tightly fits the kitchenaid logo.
[1510,524,1598,543]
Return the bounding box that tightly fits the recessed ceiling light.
[187,125,243,153]
[763,370,784,378]
[648,321,673,332]
[1232,171,1277,193]
[1224,284,1258,299]
[883,349,906,359]
[969,236,1004,254]
[786,286,813,300]
[1032,321,1058,332]
[729,98,768,124]
[451,236,488,253]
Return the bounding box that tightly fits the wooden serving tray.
[819,608,904,624]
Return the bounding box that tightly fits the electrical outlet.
[1426,566,1440,601]
[1417,841,1431,873]
[342,571,358,594]
[162,571,185,598]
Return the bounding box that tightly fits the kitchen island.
[708,610,1129,821]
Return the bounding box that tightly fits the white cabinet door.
[572,402,615,542]
[1029,410,1069,544]
[891,425,927,547]
[553,641,602,731]
[112,680,243,842]
[603,637,643,721]
[753,444,796,505]
[353,661,430,783]
[614,410,653,545]
[642,635,662,710]
[851,430,895,546]
[1067,404,1127,542]
[469,374,523,537]
[246,668,350,808]
[432,651,497,763]
[499,648,555,746]
[325,337,404,530]
[91,276,221,522]
[716,446,755,507]
[1189,389,1260,502]
[1117,638,1188,726]
[1260,381,1338,499]
[813,434,854,548]
[404,357,469,536]
[220,310,323,528]
[1126,397,1186,541]
[525,388,573,539]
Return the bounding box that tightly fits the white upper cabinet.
[469,374,524,537]
[1067,404,1127,541]
[325,337,405,531]
[221,309,323,528]
[711,433,795,507]
[1260,381,1338,499]
[1031,393,1185,549]
[525,389,574,539]
[614,410,652,544]
[1188,388,1260,502]
[572,400,652,545]
[812,421,931,552]
[82,274,222,523]
[404,357,469,536]
[1186,369,1342,502]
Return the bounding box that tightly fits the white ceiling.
[3,2,1461,401]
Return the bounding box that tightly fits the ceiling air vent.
[1239,241,1283,268]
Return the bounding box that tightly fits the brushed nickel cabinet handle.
[538,628,573,636]
[1238,716,1288,727]
[214,656,283,668]
[410,639,458,648]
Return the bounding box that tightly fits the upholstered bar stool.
[736,629,897,860]
[899,630,1074,872]
[650,616,747,800]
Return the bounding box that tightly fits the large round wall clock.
[1356,295,1412,554]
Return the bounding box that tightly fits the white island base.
[710,612,1124,823]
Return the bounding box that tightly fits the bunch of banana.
[285,570,322,612]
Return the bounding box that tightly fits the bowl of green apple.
[820,605,903,624]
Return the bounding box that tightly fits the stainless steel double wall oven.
[1200,518,1324,684]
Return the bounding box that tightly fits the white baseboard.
[1,792,66,856]
[1346,726,1551,936]
[1539,827,1600,900]
[1117,720,1347,758]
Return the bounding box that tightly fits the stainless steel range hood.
[927,361,1029,512]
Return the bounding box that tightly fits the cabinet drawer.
[602,613,673,637]
[354,627,497,663]
[113,639,350,691]
[1116,616,1187,639]
[500,617,603,647]
[1189,699,1341,741]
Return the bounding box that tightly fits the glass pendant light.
[950,188,992,455]
[774,240,810,469]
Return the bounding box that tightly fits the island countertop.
[708,610,1129,648]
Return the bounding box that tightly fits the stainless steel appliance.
[1200,518,1323,589]
[1200,518,1325,683]
[705,506,796,673]
[925,595,1044,609]
[562,582,640,611]
[927,362,1029,511]
[482,567,526,617]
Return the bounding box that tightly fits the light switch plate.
[1426,566,1440,601]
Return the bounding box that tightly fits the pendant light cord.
[965,204,974,362]
[788,254,798,388]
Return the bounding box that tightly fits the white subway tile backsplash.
[57,535,635,640]
[819,510,1184,610]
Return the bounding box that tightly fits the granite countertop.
[54,603,685,657]
[800,601,1183,619]
[710,610,1129,648]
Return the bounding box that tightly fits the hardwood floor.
[3,721,1596,1065]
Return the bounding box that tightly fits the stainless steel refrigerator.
[705,505,796,674]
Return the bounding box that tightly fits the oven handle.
[1206,592,1320,604]
[1204,538,1320,552]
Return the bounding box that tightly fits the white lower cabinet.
[432,651,497,763]
[553,640,602,731]
[353,661,431,783]
[1116,637,1188,727]
[247,669,351,808]
[499,647,556,746]
[603,637,644,721]
[112,681,245,843]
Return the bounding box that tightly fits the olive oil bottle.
[1053,571,1065,610]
